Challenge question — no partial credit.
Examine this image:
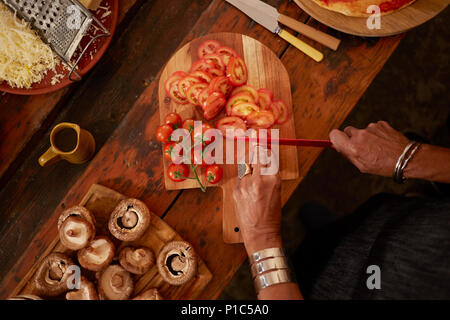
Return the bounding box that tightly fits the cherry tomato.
[204,53,225,72]
[197,40,221,59]
[191,70,212,83]
[225,92,255,115]
[187,83,208,105]
[226,56,248,86]
[164,112,182,128]
[257,89,274,110]
[156,124,174,143]
[216,46,238,66]
[190,59,215,74]
[246,110,276,129]
[163,142,184,163]
[216,116,247,136]
[209,76,232,96]
[193,123,215,146]
[168,80,188,104]
[272,100,289,124]
[205,165,223,184]
[178,76,200,99]
[168,163,190,182]
[204,92,226,120]
[182,119,195,133]
[164,71,188,96]
[231,102,260,118]
[231,85,259,102]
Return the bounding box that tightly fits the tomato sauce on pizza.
[311,0,416,16]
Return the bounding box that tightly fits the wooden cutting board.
[9,184,212,300]
[158,33,299,243]
[294,0,448,37]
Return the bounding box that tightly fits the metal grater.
[1,0,110,81]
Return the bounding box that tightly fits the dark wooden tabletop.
[0,0,402,299]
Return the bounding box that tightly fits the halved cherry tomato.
[190,59,215,74]
[209,76,232,96]
[205,165,223,184]
[216,116,247,136]
[225,92,255,115]
[187,83,208,105]
[164,112,182,128]
[272,100,289,124]
[164,71,188,96]
[168,80,188,104]
[246,110,276,129]
[191,70,212,83]
[231,85,259,102]
[216,46,238,66]
[204,92,226,120]
[168,163,190,182]
[178,76,200,99]
[198,88,210,109]
[163,142,183,163]
[226,56,248,86]
[231,102,260,118]
[257,89,274,110]
[156,124,174,143]
[204,54,225,72]
[197,40,221,59]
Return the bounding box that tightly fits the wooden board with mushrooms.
[9,184,212,300]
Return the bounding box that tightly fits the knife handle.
[278,14,340,51]
[278,29,323,62]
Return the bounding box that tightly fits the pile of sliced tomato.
[164,40,289,135]
[156,112,223,187]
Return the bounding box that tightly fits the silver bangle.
[393,141,421,184]
[254,269,294,293]
[249,247,286,265]
[250,256,289,278]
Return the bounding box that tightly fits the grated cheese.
[0,3,58,89]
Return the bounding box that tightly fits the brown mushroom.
[8,295,42,300]
[157,241,197,286]
[77,236,115,271]
[119,246,155,275]
[59,216,95,250]
[133,288,163,300]
[58,206,96,230]
[65,276,98,300]
[34,253,74,297]
[98,265,134,300]
[108,199,151,241]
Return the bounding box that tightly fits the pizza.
[310,0,417,17]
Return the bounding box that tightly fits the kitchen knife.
[236,136,333,148]
[225,0,324,62]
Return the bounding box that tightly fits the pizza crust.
[310,0,417,17]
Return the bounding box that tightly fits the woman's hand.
[330,121,410,177]
[233,152,282,256]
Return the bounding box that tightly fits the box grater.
[1,0,110,81]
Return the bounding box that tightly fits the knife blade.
[226,0,323,61]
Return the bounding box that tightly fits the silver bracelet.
[254,269,294,293]
[249,247,286,265]
[250,256,289,278]
[393,141,421,184]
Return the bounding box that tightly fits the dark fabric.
[292,194,450,300]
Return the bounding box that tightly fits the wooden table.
[0,0,402,299]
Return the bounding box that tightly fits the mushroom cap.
[133,288,164,300]
[157,241,197,286]
[119,246,155,275]
[98,265,134,300]
[108,199,151,242]
[34,253,74,297]
[59,216,95,251]
[65,276,98,300]
[58,206,96,230]
[77,236,115,271]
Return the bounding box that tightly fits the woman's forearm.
[404,144,450,183]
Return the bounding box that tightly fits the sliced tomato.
[225,92,255,115]
[178,76,200,100]
[216,46,238,66]
[231,85,259,102]
[257,88,274,110]
[164,71,188,96]
[208,68,224,78]
[197,40,221,59]
[168,163,190,182]
[265,101,280,122]
[198,88,210,109]
[168,80,188,104]
[164,112,182,128]
[205,165,223,184]
[226,56,248,86]
[209,76,232,97]
[190,59,215,74]
[204,92,226,120]
[156,124,174,143]
[216,116,247,136]
[231,102,260,118]
[246,110,276,129]
[191,70,212,83]
[186,83,208,105]
[272,100,289,124]
[204,53,226,72]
